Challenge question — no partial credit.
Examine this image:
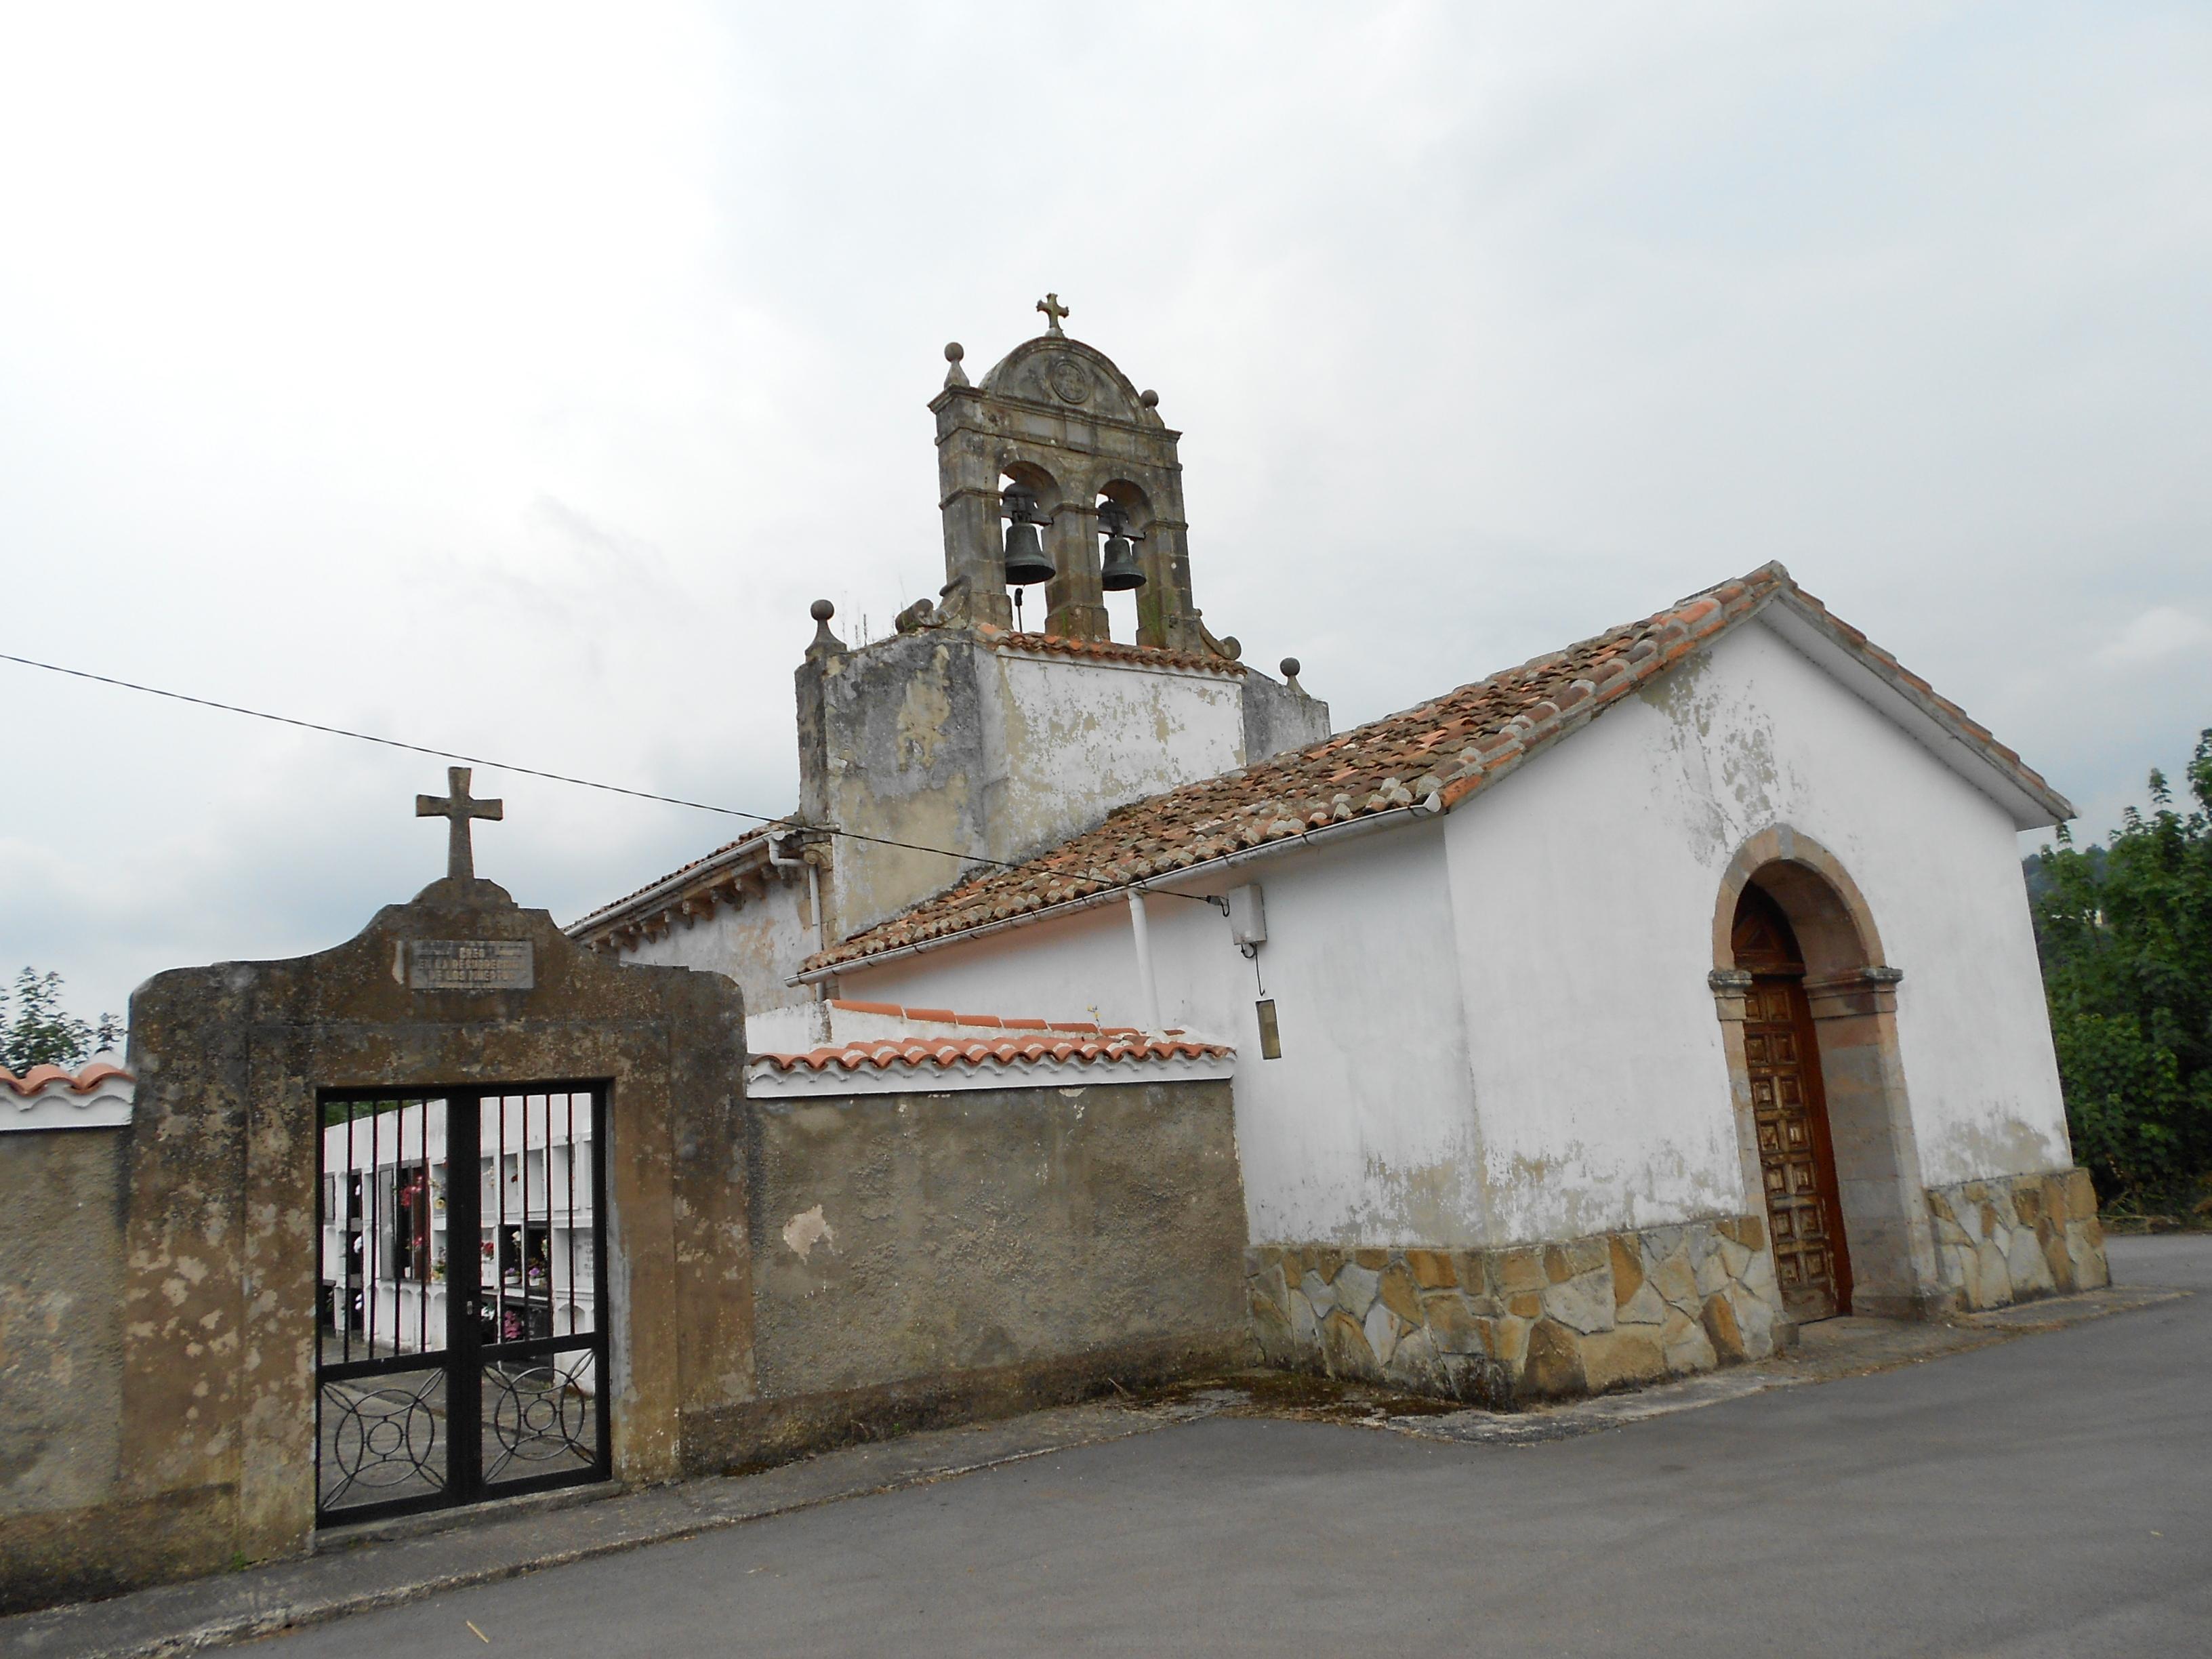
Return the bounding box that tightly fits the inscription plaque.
[401,939,535,991]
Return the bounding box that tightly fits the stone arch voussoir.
[1711,825,1886,977]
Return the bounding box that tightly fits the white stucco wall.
[1444,616,2070,1245]
[982,649,1246,862]
[838,823,1487,1249]
[835,613,2070,1253]
[617,871,819,1019]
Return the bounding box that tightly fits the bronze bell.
[1097,499,1147,592]
[1000,485,1055,587]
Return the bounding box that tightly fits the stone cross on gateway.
[416,766,504,881]
[1036,292,1069,337]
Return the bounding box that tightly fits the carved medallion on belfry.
[1048,357,1092,404]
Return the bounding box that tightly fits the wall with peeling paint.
[621,868,819,1017]
[1242,668,1334,762]
[798,631,990,943]
[1443,615,2070,1243]
[984,651,1245,867]
[798,629,1279,947]
[838,613,2071,1262]
[838,821,1486,1250]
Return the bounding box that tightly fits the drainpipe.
[769,834,830,1013]
[1127,888,1163,1034]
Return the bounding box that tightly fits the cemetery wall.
[695,1067,1250,1469]
[0,1119,159,1612]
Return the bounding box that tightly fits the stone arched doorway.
[1730,883,1854,1319]
[1711,829,1944,1324]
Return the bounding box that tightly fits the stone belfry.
[929,295,1220,655]
[792,299,1328,943]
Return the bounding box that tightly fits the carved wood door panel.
[1744,973,1852,1321]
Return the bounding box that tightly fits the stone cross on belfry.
[1036,292,1069,337]
[416,766,503,881]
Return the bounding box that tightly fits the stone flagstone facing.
[1927,1168,2109,1311]
[1246,1214,1785,1407]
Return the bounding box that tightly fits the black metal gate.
[315,1083,610,1525]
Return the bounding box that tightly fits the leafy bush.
[2029,729,2212,1212]
[0,968,123,1076]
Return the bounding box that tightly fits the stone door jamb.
[1708,826,1948,1319]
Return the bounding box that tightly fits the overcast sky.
[3,2,2207,1025]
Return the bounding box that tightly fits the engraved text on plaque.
[403,939,535,991]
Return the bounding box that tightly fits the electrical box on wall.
[1227,883,1267,947]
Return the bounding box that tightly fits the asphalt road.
[268,1235,2211,1658]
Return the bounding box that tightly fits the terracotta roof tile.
[975,626,1244,677]
[754,1031,1233,1074]
[819,998,1170,1041]
[571,828,775,933]
[1,1061,132,1097]
[804,561,2070,974]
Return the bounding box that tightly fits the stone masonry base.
[1927,1167,2109,1312]
[1246,1214,1786,1408]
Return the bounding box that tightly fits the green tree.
[0,968,123,1076]
[2029,729,2212,1210]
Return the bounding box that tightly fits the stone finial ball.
[1139,388,1159,408]
[810,599,836,621]
[945,342,964,363]
[1280,657,1300,679]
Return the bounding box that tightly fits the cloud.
[1,1,2208,1017]
[2091,606,2212,671]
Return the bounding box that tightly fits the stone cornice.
[1805,965,1904,1019]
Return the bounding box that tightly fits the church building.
[7,304,2120,1615]
[573,301,2108,1399]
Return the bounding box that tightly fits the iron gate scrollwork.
[315,1083,610,1525]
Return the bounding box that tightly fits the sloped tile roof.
[804,561,2070,974]
[759,1000,1228,1072]
[755,1030,1232,1074]
[569,827,774,935]
[825,997,1143,1033]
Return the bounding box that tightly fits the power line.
[0,651,1223,907]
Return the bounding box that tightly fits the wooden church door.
[1733,885,1853,1322]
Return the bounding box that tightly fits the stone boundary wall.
[1927,1168,2108,1311]
[687,1073,1252,1472]
[1247,1214,1785,1407]
[0,1124,132,1613]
